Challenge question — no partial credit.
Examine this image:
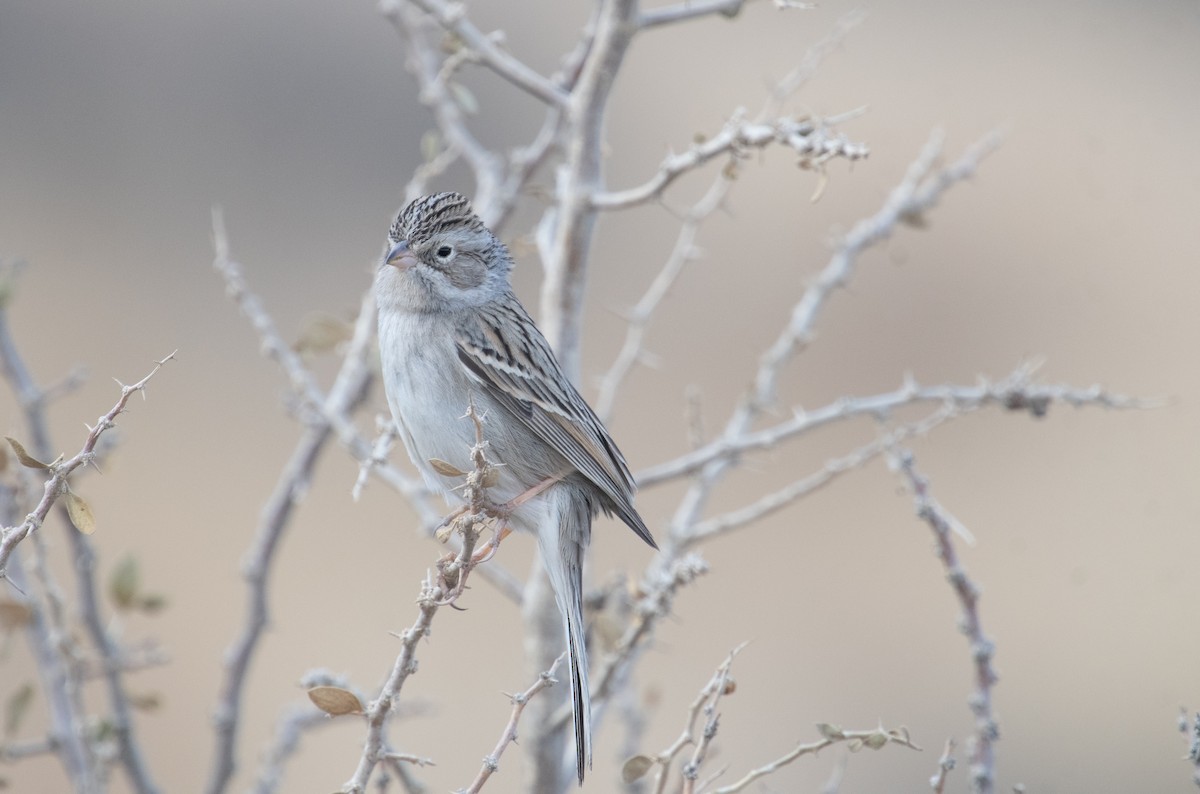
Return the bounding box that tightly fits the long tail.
[536,486,593,785]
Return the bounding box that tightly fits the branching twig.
[0,353,174,577]
[663,131,1002,551]
[595,172,734,421]
[890,450,997,794]
[639,364,1146,488]
[341,407,518,793]
[0,301,169,794]
[396,0,568,108]
[628,643,744,794]
[711,722,922,793]
[930,738,957,793]
[381,3,504,210]
[591,114,867,210]
[251,703,331,794]
[462,652,567,793]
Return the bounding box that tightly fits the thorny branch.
[930,738,957,793]
[341,407,515,793]
[662,130,1003,553]
[0,353,174,577]
[462,652,567,793]
[890,450,997,794]
[0,299,170,794]
[710,722,921,794]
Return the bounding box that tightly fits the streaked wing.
[455,297,656,548]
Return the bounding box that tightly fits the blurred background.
[1,0,1198,791]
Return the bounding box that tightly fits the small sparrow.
[374,192,657,784]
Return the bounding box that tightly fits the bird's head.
[376,192,513,312]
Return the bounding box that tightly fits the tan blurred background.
[2,0,1198,791]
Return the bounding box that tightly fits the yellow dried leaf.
[621,754,655,783]
[307,686,363,716]
[428,458,466,477]
[5,437,48,470]
[64,487,96,535]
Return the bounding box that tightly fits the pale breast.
[379,309,537,504]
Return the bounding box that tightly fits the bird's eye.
[435,245,454,260]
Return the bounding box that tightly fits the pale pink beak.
[386,240,419,270]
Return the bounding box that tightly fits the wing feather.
[455,299,656,548]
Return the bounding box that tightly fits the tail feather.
[566,601,592,785]
[534,485,593,785]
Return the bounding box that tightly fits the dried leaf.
[293,313,352,356]
[128,692,162,711]
[621,754,655,783]
[307,686,363,716]
[816,722,844,740]
[4,683,33,738]
[420,130,442,163]
[138,594,168,614]
[110,556,140,609]
[428,458,467,478]
[0,600,32,631]
[64,486,96,535]
[0,444,8,473]
[862,729,889,750]
[5,437,47,470]
[450,82,479,114]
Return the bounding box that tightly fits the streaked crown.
[390,192,487,246]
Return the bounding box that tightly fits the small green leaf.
[110,556,140,610]
[4,683,33,738]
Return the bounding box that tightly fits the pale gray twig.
[639,643,745,794]
[595,172,734,421]
[0,736,57,761]
[0,353,173,577]
[663,131,1002,551]
[462,652,567,793]
[639,363,1146,487]
[639,0,747,28]
[889,450,996,794]
[251,703,331,794]
[930,738,957,793]
[591,115,867,211]
[342,406,517,793]
[382,3,503,211]
[595,9,866,211]
[396,0,568,108]
[538,0,640,373]
[711,722,921,794]
[686,403,955,545]
[0,307,169,794]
